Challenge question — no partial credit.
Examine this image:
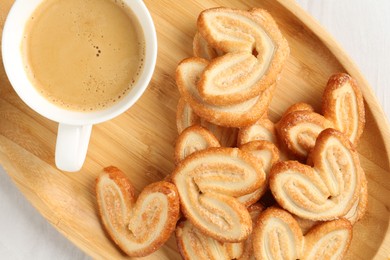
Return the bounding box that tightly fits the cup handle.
[55,123,92,172]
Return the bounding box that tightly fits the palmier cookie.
[283,101,314,115]
[176,220,229,260]
[232,203,264,260]
[176,57,274,128]
[270,129,365,221]
[174,125,220,165]
[172,147,266,242]
[252,207,352,260]
[322,72,365,145]
[237,141,279,207]
[95,166,180,257]
[252,207,303,259]
[276,108,333,160]
[197,7,289,105]
[176,98,238,147]
[238,118,277,146]
[175,203,264,260]
[303,218,353,259]
[276,73,365,159]
[308,143,368,225]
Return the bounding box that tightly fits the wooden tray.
[1,0,389,259]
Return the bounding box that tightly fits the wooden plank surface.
[0,0,389,259]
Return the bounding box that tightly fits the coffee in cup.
[22,0,145,112]
[2,0,157,172]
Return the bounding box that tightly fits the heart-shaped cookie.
[252,207,352,260]
[175,203,264,260]
[270,129,365,221]
[252,207,303,259]
[176,57,274,127]
[197,7,289,105]
[176,219,229,260]
[303,216,353,259]
[172,147,266,242]
[322,73,365,145]
[276,73,365,159]
[95,166,180,257]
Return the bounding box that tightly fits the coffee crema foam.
[22,0,145,111]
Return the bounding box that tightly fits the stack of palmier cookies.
[177,7,290,128]
[94,7,367,259]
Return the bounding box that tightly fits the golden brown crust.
[308,129,365,205]
[176,203,264,260]
[176,57,274,127]
[95,166,135,252]
[252,207,353,260]
[175,219,230,260]
[282,102,314,116]
[174,125,220,164]
[197,7,289,105]
[235,203,264,260]
[276,110,333,160]
[252,207,304,259]
[98,166,136,204]
[172,147,266,242]
[303,219,353,259]
[238,118,277,146]
[96,167,180,257]
[270,129,365,221]
[276,73,365,160]
[322,73,365,146]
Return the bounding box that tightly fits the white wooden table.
[1,1,389,259]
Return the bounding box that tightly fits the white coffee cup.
[2,0,157,172]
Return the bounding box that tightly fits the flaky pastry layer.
[252,207,352,260]
[172,147,266,242]
[197,7,289,105]
[270,129,366,221]
[174,125,220,164]
[95,166,180,257]
[176,57,274,128]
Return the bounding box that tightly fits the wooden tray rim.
[0,0,389,258]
